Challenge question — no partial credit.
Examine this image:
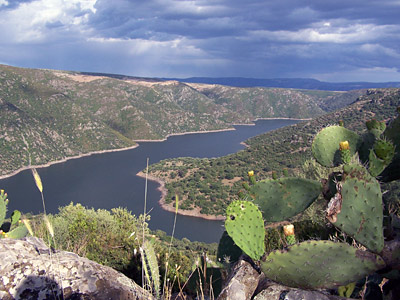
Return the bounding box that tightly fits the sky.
[0,0,400,82]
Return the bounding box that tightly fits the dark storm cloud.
[0,0,400,81]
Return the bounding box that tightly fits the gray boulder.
[0,237,155,300]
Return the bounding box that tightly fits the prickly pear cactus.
[260,240,385,289]
[366,119,386,137]
[6,224,28,239]
[384,112,400,155]
[0,189,8,225]
[368,150,387,177]
[225,200,265,261]
[374,138,395,164]
[312,126,362,167]
[11,210,21,225]
[0,190,28,239]
[251,178,322,222]
[327,164,384,253]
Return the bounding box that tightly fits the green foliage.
[261,241,385,289]
[33,203,145,273]
[31,202,218,295]
[141,239,160,297]
[225,200,265,261]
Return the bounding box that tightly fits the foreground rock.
[217,258,350,300]
[0,237,155,300]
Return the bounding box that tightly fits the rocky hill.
[0,64,361,177]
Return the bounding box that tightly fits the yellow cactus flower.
[283,224,295,236]
[248,170,254,177]
[339,141,350,151]
[31,168,43,193]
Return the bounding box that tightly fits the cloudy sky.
[0,0,400,82]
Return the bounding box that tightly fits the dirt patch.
[222,177,242,187]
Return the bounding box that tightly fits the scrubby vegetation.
[28,202,218,295]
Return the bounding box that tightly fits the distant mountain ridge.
[164,77,400,91]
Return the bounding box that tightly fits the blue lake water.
[0,119,299,243]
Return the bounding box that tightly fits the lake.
[1,119,300,243]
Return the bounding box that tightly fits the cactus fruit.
[251,177,322,222]
[339,141,351,164]
[225,200,265,261]
[312,126,362,167]
[260,240,385,289]
[327,164,384,253]
[283,224,296,245]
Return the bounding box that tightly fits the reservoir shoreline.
[0,118,302,242]
[0,117,308,180]
[136,171,226,221]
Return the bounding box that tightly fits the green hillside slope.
[0,64,360,177]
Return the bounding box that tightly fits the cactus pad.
[261,240,385,289]
[312,126,362,167]
[374,138,395,164]
[251,178,322,223]
[11,210,21,225]
[0,190,8,225]
[6,224,28,239]
[384,114,400,156]
[368,150,387,177]
[366,119,386,134]
[329,164,384,253]
[225,200,265,261]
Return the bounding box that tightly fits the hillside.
[146,88,400,216]
[167,77,400,91]
[0,64,360,177]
